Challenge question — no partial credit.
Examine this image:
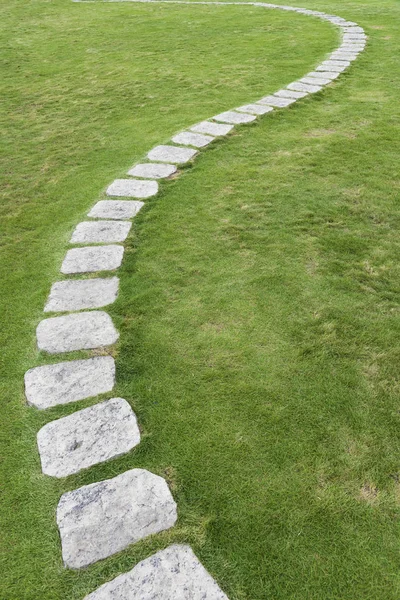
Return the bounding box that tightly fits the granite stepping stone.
[330,53,358,61]
[127,163,177,179]
[37,398,140,478]
[258,95,296,108]
[36,311,119,354]
[306,70,340,80]
[190,121,233,136]
[88,200,144,220]
[57,469,177,569]
[83,544,229,600]
[236,103,274,115]
[171,131,214,148]
[288,82,323,94]
[301,76,332,86]
[322,60,351,68]
[316,64,347,73]
[213,110,256,124]
[70,221,132,244]
[61,245,124,274]
[44,278,119,312]
[147,145,197,164]
[275,89,308,99]
[24,356,115,409]
[106,179,158,199]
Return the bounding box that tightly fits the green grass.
[1,0,400,598]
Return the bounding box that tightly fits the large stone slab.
[37,311,119,354]
[83,544,229,600]
[275,89,308,99]
[37,398,140,478]
[127,163,177,179]
[236,103,274,115]
[25,356,115,409]
[301,76,332,86]
[44,278,118,313]
[305,70,340,81]
[70,221,132,244]
[316,63,347,73]
[57,469,177,568]
[88,200,144,220]
[213,110,256,124]
[61,245,124,274]
[106,179,158,199]
[288,82,323,94]
[171,131,214,148]
[147,145,197,164]
[190,121,233,136]
[258,95,296,108]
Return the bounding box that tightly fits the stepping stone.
[275,89,308,99]
[44,278,119,312]
[316,64,347,73]
[37,398,140,478]
[213,110,256,124]
[306,70,340,80]
[171,131,214,148]
[61,245,124,274]
[88,200,144,220]
[83,544,229,600]
[301,76,332,86]
[70,221,132,244]
[343,26,364,33]
[106,179,158,199]
[127,163,177,179]
[288,82,323,94]
[25,356,115,409]
[36,311,119,354]
[330,52,358,60]
[57,469,177,569]
[147,145,197,164]
[258,95,295,108]
[190,121,233,136]
[236,103,274,115]
[323,60,351,67]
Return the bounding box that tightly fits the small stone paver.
[213,110,256,124]
[306,70,340,80]
[236,103,274,115]
[37,398,140,478]
[330,53,358,61]
[147,145,197,164]
[44,277,119,313]
[190,121,233,136]
[275,89,308,99]
[88,200,144,220]
[258,95,296,108]
[106,179,158,199]
[61,245,124,274]
[171,131,214,148]
[288,82,323,94]
[57,469,177,568]
[83,544,229,600]
[322,60,351,67]
[301,76,332,86]
[316,63,347,73]
[36,311,119,354]
[127,163,177,179]
[70,221,132,244]
[24,356,115,409]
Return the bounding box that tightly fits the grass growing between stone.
[1,0,400,598]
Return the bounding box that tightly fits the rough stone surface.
[236,103,274,115]
[288,82,323,93]
[316,63,346,73]
[70,221,132,244]
[301,76,332,86]
[147,145,197,164]
[36,311,119,354]
[275,89,308,99]
[171,131,214,148]
[330,52,358,61]
[83,544,229,600]
[44,278,119,312]
[106,179,158,199]
[306,70,340,80]
[88,200,144,220]
[258,95,295,108]
[322,60,351,67]
[37,398,140,478]
[57,469,177,569]
[61,245,124,274]
[127,163,177,179]
[190,121,233,136]
[213,110,256,124]
[24,356,115,409]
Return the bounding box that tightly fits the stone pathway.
[24,1,366,597]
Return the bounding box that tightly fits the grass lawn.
[2,0,400,597]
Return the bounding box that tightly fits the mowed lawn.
[1,0,400,598]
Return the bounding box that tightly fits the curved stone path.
[23,2,366,597]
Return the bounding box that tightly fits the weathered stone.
[88,200,144,220]
[106,179,158,199]
[37,398,140,478]
[275,89,308,99]
[147,145,197,164]
[83,544,229,600]
[57,469,177,569]
[24,356,115,409]
[127,163,177,179]
[258,95,296,108]
[306,70,340,80]
[288,82,323,94]
[236,103,274,115]
[70,221,132,244]
[343,26,364,33]
[316,63,346,73]
[36,311,119,354]
[190,121,233,136]
[44,278,119,312]
[322,60,351,67]
[61,245,124,274]
[213,110,256,124]
[330,52,358,61]
[171,131,214,148]
[301,76,332,86]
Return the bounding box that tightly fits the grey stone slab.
[37,398,140,478]
[57,469,177,569]
[190,121,233,136]
[275,89,308,99]
[306,70,340,81]
[343,26,364,33]
[61,245,124,274]
[322,60,351,67]
[70,221,132,244]
[88,201,144,220]
[330,52,358,61]
[258,95,295,108]
[171,131,214,148]
[316,64,346,73]
[106,179,158,199]
[213,110,256,124]
[127,163,177,179]
[25,357,115,409]
[301,76,332,86]
[44,278,119,313]
[83,544,229,600]
[236,103,274,115]
[36,311,119,354]
[288,82,323,94]
[147,145,197,164]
